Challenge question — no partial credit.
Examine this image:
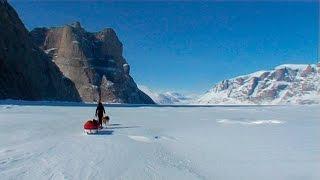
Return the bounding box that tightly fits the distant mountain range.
[197,64,320,105]
[141,64,320,105]
[139,86,195,105]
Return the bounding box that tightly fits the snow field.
[0,105,319,180]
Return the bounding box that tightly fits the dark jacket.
[95,103,105,117]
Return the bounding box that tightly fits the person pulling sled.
[84,100,110,134]
[95,101,105,129]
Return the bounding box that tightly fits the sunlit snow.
[0,104,319,180]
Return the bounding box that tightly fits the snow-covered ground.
[0,104,319,180]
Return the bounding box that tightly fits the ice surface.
[0,104,319,180]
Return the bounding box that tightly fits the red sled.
[84,120,99,134]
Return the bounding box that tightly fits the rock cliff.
[30,22,154,103]
[0,0,81,101]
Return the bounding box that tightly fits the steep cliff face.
[198,64,320,105]
[0,0,81,101]
[30,22,154,104]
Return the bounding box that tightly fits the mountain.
[198,64,320,105]
[139,85,194,104]
[0,0,81,101]
[30,22,154,104]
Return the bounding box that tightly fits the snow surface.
[44,48,57,54]
[235,70,268,80]
[275,64,315,71]
[0,104,319,180]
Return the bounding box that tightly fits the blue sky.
[11,1,319,94]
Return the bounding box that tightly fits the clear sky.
[10,1,319,94]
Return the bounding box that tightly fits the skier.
[95,101,105,128]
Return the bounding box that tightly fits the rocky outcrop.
[30,22,154,104]
[198,64,320,105]
[0,0,81,101]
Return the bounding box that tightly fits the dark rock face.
[30,22,154,104]
[0,1,81,101]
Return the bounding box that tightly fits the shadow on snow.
[106,126,140,130]
[95,130,114,135]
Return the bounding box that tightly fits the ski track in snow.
[0,105,320,180]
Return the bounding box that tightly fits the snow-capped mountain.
[138,85,194,104]
[198,64,320,105]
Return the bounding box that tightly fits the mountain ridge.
[198,64,320,105]
[139,85,195,104]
